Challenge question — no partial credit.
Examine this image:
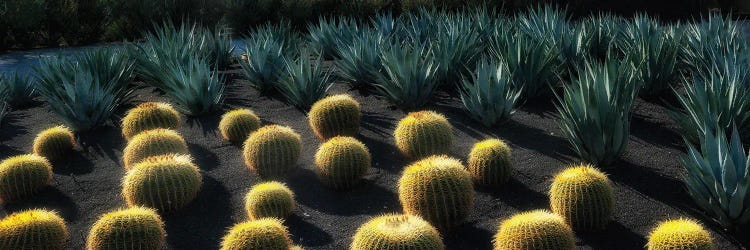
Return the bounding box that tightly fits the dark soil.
[1,70,748,250]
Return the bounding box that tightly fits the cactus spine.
[314,136,371,189]
[245,181,295,220]
[398,155,474,230]
[308,94,361,140]
[493,210,575,250]
[468,138,512,187]
[33,125,75,162]
[122,154,202,212]
[122,128,189,169]
[0,209,69,250]
[219,108,262,143]
[243,125,302,179]
[549,164,614,231]
[86,207,166,250]
[647,218,714,250]
[220,218,293,250]
[0,154,53,203]
[394,111,453,159]
[351,214,445,250]
[121,102,181,141]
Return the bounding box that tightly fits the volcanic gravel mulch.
[1,69,749,250]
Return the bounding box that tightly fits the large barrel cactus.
[308,94,361,140]
[122,128,189,169]
[243,125,302,179]
[220,218,293,250]
[493,210,575,250]
[0,154,53,203]
[351,214,444,250]
[122,154,202,211]
[314,136,371,189]
[398,155,474,230]
[219,108,262,143]
[245,181,295,220]
[33,125,75,162]
[0,209,69,250]
[467,138,513,187]
[394,111,453,159]
[86,207,166,250]
[647,218,714,250]
[121,102,181,141]
[549,164,614,231]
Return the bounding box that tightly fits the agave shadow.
[163,175,233,249]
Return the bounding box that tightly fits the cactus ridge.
[121,102,181,141]
[0,154,53,203]
[33,125,75,162]
[351,214,445,250]
[493,210,575,250]
[220,218,293,250]
[549,164,614,231]
[122,154,202,211]
[398,155,474,230]
[308,94,362,140]
[394,111,453,159]
[468,139,512,187]
[243,125,302,180]
[219,108,262,143]
[86,207,166,250]
[122,128,189,169]
[314,136,371,189]
[0,209,69,250]
[245,181,296,220]
[647,218,714,250]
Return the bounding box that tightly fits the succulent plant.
[394,111,453,159]
[314,136,371,189]
[334,29,386,88]
[220,218,293,250]
[351,214,444,250]
[244,181,295,220]
[467,138,512,187]
[307,17,360,59]
[460,58,522,127]
[121,102,181,141]
[308,94,361,140]
[398,155,474,230]
[0,71,37,108]
[373,43,439,110]
[219,108,262,143]
[33,125,76,162]
[493,210,575,250]
[683,14,747,78]
[277,49,334,110]
[647,218,714,250]
[0,209,69,250]
[549,164,614,231]
[239,23,299,94]
[86,207,166,250]
[122,154,202,211]
[122,128,189,169]
[431,14,484,87]
[243,125,302,179]
[0,154,53,204]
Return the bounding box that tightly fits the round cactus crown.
[1,154,52,167]
[252,125,300,139]
[251,181,294,195]
[33,125,76,160]
[553,164,610,186]
[133,128,181,138]
[37,125,74,139]
[370,214,440,236]
[403,155,465,175]
[136,102,174,110]
[324,136,367,148]
[311,94,359,109]
[647,218,714,250]
[223,108,258,118]
[221,218,292,250]
[0,209,65,227]
[501,210,569,229]
[352,214,444,250]
[88,207,166,250]
[98,207,163,222]
[474,139,507,150]
[403,111,450,126]
[121,102,181,140]
[0,209,69,249]
[138,153,194,165]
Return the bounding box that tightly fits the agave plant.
[0,71,37,107]
[489,28,561,99]
[517,5,571,54]
[373,43,439,110]
[431,13,484,87]
[34,48,135,131]
[277,49,334,110]
[555,59,639,166]
[397,8,439,45]
[143,54,225,116]
[137,22,234,71]
[579,14,625,61]
[460,58,522,127]
[683,14,748,78]
[307,17,360,59]
[334,29,386,87]
[0,86,8,125]
[239,25,299,94]
[371,12,398,38]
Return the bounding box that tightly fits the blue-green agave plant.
[430,13,484,87]
[239,24,299,94]
[307,17,360,59]
[334,29,386,87]
[277,49,334,110]
[0,71,37,108]
[683,14,748,78]
[460,58,521,127]
[373,42,439,110]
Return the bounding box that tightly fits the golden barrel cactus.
[0,209,69,250]
[493,210,575,250]
[86,207,166,250]
[220,218,293,250]
[122,154,202,212]
[549,164,614,231]
[33,125,75,162]
[351,214,444,250]
[0,154,53,203]
[121,102,181,141]
[122,128,189,169]
[243,125,302,180]
[219,108,262,143]
[394,111,453,159]
[245,181,295,220]
[308,94,361,140]
[467,138,512,187]
[314,136,371,189]
[647,218,714,250]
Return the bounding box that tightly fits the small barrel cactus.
[351,214,444,250]
[121,102,181,141]
[243,125,302,180]
[86,207,166,250]
[33,125,75,162]
[549,164,614,231]
[398,155,474,230]
[122,154,202,212]
[122,128,189,169]
[647,218,714,250]
[245,181,295,220]
[219,108,262,143]
[0,209,69,250]
[314,136,371,189]
[308,94,361,140]
[468,138,512,187]
[493,210,575,250]
[220,218,293,250]
[394,111,453,159]
[0,154,53,203]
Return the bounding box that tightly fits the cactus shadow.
[360,111,395,138]
[630,113,683,151]
[0,111,29,142]
[576,221,645,249]
[357,135,405,174]
[1,187,79,221]
[496,119,576,162]
[77,125,124,164]
[186,114,221,137]
[607,159,693,212]
[444,221,494,250]
[286,215,334,247]
[52,150,94,175]
[188,143,220,171]
[480,178,549,211]
[0,144,23,159]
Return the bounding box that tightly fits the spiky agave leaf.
[397,8,439,45]
[137,22,234,72]
[683,14,748,78]
[334,29,386,87]
[307,17,360,59]
[277,49,334,110]
[460,58,521,127]
[147,55,225,116]
[0,71,37,107]
[239,25,298,94]
[579,13,625,61]
[371,12,397,38]
[0,84,8,126]
[431,12,484,87]
[489,28,561,99]
[373,43,439,110]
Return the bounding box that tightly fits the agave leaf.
[239,25,298,94]
[0,71,37,107]
[277,49,334,110]
[334,28,386,88]
[460,58,521,127]
[372,42,439,110]
[308,17,360,59]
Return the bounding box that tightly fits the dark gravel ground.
[1,69,749,250]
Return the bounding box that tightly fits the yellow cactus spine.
[398,155,474,230]
[33,125,75,162]
[314,136,371,189]
[0,209,69,250]
[86,207,166,250]
[394,111,453,159]
[308,94,361,140]
[219,108,262,143]
[121,102,181,141]
[122,154,202,212]
[122,128,189,169]
[493,210,575,250]
[243,125,302,180]
[647,218,715,250]
[0,154,53,203]
[549,164,614,231]
[245,181,295,220]
[220,218,293,250]
[468,138,512,187]
[351,214,445,250]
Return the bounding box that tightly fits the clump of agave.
[578,14,625,61]
[277,49,334,110]
[239,24,299,94]
[373,43,439,110]
[460,58,521,127]
[307,17,360,59]
[430,13,484,87]
[334,28,386,88]
[682,14,748,78]
[0,72,37,108]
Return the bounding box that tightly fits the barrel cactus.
[0,154,53,203]
[220,218,293,250]
[86,207,166,250]
[493,210,575,250]
[308,94,361,140]
[394,111,453,159]
[245,181,295,220]
[647,218,714,250]
[351,214,444,250]
[314,136,371,189]
[33,125,75,162]
[122,128,189,169]
[467,138,513,187]
[398,155,474,230]
[122,154,202,211]
[0,209,69,250]
[121,102,181,141]
[219,108,262,143]
[243,125,302,179]
[549,164,614,231]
